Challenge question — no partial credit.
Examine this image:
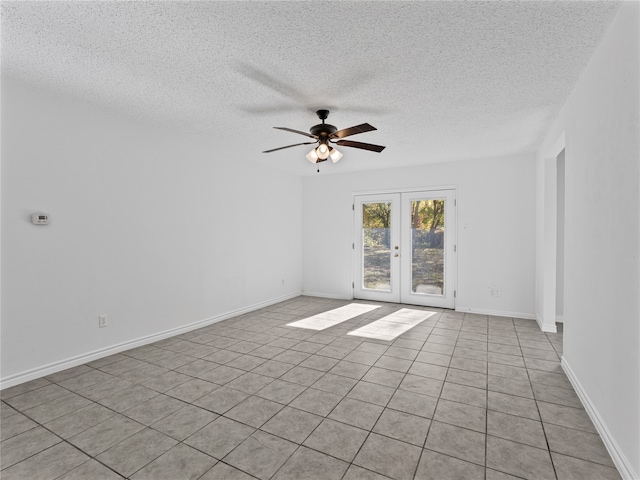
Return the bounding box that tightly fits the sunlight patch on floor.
[347,308,436,341]
[287,303,381,331]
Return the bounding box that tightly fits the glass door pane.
[362,202,392,291]
[410,199,445,295]
[353,193,400,303]
[400,189,455,308]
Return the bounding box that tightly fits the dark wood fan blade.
[273,127,317,139]
[263,142,316,153]
[336,140,386,153]
[330,123,377,139]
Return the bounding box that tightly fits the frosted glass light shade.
[329,147,343,163]
[306,148,319,163]
[317,143,330,160]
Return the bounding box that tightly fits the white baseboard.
[301,291,353,300]
[561,357,638,480]
[535,313,558,333]
[556,314,565,323]
[455,306,536,320]
[0,291,302,390]
[301,297,538,324]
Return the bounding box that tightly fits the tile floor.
[0,296,622,479]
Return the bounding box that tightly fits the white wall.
[302,153,536,318]
[536,2,639,477]
[1,78,303,385]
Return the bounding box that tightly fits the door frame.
[352,186,458,308]
[400,189,456,308]
[353,193,402,303]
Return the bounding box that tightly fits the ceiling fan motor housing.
[310,123,337,138]
[310,109,336,139]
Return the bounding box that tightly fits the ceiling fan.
[263,109,386,165]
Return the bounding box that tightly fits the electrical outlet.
[98,315,108,328]
[281,278,285,286]
[488,286,501,297]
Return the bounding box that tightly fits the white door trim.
[400,189,456,308]
[352,185,458,197]
[352,188,457,308]
[353,193,401,303]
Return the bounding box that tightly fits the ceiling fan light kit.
[316,142,330,160]
[306,143,342,164]
[329,147,343,163]
[306,148,319,163]
[264,110,385,169]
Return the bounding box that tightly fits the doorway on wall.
[353,189,456,308]
[556,149,566,325]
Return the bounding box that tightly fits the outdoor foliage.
[363,202,391,248]
[362,202,392,289]
[411,199,444,248]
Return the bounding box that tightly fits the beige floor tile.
[434,398,486,433]
[425,421,486,466]
[272,446,349,480]
[303,418,368,462]
[95,428,177,477]
[353,433,422,480]
[223,431,297,480]
[486,435,555,480]
[415,449,484,480]
[2,297,620,480]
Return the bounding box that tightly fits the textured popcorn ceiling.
[1,1,620,175]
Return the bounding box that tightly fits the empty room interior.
[1,1,639,480]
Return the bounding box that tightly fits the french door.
[353,190,456,308]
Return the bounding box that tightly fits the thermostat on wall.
[32,213,50,225]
